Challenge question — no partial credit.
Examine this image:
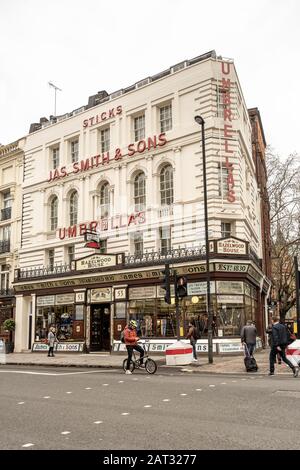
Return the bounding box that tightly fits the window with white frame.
[70,139,79,163]
[67,245,75,264]
[216,86,227,117]
[100,182,110,218]
[3,225,10,240]
[134,172,146,212]
[0,264,9,292]
[159,104,172,133]
[218,164,229,197]
[221,221,232,238]
[134,114,145,142]
[52,146,60,169]
[160,226,171,254]
[100,127,110,153]
[160,165,174,206]
[48,249,55,270]
[69,191,78,226]
[50,196,58,231]
[133,232,143,256]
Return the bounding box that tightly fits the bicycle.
[122,341,157,374]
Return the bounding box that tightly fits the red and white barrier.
[286,339,300,368]
[165,341,193,366]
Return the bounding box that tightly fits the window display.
[35,305,83,341]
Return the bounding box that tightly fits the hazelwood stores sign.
[14,261,264,292]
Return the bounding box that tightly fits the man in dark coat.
[268,316,299,377]
[241,320,257,357]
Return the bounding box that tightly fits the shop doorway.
[90,304,111,351]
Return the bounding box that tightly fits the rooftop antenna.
[48,81,62,117]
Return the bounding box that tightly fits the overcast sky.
[1,0,299,156]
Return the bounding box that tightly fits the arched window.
[134,172,146,212]
[50,196,58,231]
[160,165,174,206]
[100,182,110,218]
[69,191,78,226]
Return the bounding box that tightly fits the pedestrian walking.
[186,320,198,362]
[47,326,58,357]
[266,323,281,364]
[268,316,299,377]
[241,320,257,357]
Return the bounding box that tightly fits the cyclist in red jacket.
[124,320,144,375]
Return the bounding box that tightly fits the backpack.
[120,330,125,343]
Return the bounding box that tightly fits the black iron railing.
[0,288,14,297]
[1,207,11,221]
[0,240,10,253]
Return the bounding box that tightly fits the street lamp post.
[194,115,213,364]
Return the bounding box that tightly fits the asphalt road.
[0,365,300,450]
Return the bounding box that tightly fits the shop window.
[134,172,146,212]
[133,114,145,142]
[50,196,58,231]
[52,146,60,169]
[100,127,110,153]
[160,226,171,254]
[69,191,78,226]
[159,104,172,133]
[160,165,173,206]
[100,182,110,218]
[133,231,143,256]
[221,221,232,238]
[35,305,80,341]
[67,245,75,264]
[48,249,55,271]
[70,139,79,163]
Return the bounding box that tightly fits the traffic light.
[176,276,187,298]
[161,264,171,304]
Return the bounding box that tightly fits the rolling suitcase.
[244,345,258,372]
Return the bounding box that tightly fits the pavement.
[1,348,299,375]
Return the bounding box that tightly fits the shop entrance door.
[90,304,111,351]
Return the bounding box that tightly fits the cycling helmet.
[129,319,137,328]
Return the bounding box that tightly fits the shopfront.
[14,251,269,354]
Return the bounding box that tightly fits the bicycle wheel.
[122,358,135,373]
[145,358,157,374]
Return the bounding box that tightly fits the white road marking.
[61,431,71,435]
[18,402,25,405]
[232,380,237,383]
[0,370,110,377]
[144,405,152,408]
[85,387,92,390]
[196,389,202,391]
[221,382,227,385]
[118,381,124,383]
[94,421,103,424]
[22,443,34,448]
[180,393,187,396]
[43,396,50,399]
[209,385,215,388]
[241,378,247,381]
[66,391,72,394]
[163,399,170,402]
[102,384,109,386]
[121,413,130,416]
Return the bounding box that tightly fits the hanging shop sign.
[56,293,75,305]
[216,237,247,255]
[129,286,156,300]
[90,288,112,303]
[75,253,123,271]
[37,295,55,307]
